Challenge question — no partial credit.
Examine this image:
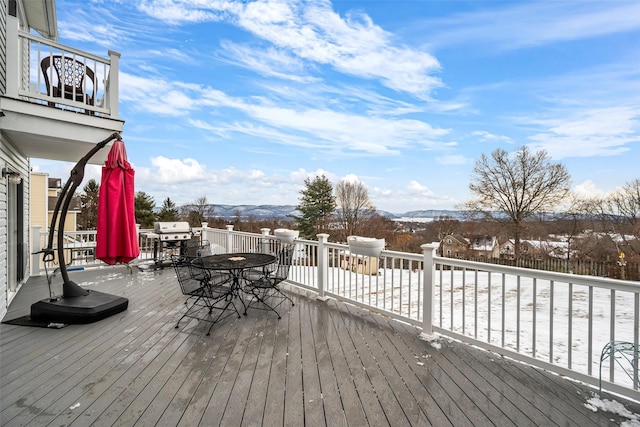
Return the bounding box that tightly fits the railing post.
[317,234,330,301]
[201,222,208,243]
[420,243,438,341]
[106,50,120,118]
[260,228,271,253]
[31,226,42,276]
[225,225,234,253]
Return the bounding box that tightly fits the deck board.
[2,266,640,426]
[282,292,306,426]
[298,297,326,426]
[318,299,369,426]
[305,297,347,426]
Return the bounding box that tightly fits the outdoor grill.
[153,221,193,241]
[143,222,200,265]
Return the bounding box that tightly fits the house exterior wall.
[468,237,500,259]
[29,172,48,274]
[1,0,32,318]
[441,235,468,258]
[30,172,47,230]
[0,133,31,318]
[0,0,7,95]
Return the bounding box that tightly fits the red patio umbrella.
[96,139,140,265]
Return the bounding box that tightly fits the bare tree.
[181,196,212,226]
[601,179,640,257]
[335,180,376,242]
[466,146,570,259]
[547,195,603,261]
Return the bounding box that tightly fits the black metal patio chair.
[171,255,239,335]
[241,243,295,319]
[184,240,231,284]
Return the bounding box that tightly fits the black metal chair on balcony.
[41,55,96,109]
[241,243,295,319]
[171,255,239,336]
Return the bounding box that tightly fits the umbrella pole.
[45,132,121,297]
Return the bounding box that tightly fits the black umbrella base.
[31,290,128,324]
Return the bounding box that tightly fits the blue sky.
[32,0,640,213]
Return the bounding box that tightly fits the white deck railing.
[5,15,120,118]
[201,225,640,401]
[30,224,639,400]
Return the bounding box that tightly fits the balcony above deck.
[1,14,124,165]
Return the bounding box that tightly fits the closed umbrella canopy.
[96,139,140,265]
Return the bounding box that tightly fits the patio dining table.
[194,252,277,314]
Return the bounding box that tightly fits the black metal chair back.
[172,255,206,296]
[272,244,294,283]
[241,243,295,318]
[170,255,240,336]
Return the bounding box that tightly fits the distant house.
[441,234,469,258]
[29,173,82,273]
[441,234,503,260]
[31,174,81,230]
[500,239,551,260]
[468,236,500,259]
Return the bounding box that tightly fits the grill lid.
[154,221,191,234]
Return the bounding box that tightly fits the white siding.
[0,134,30,319]
[0,0,7,94]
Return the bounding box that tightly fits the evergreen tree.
[135,191,157,228]
[294,175,336,240]
[78,179,100,230]
[157,197,180,222]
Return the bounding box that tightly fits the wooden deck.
[2,266,639,426]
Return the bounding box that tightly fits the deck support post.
[316,233,330,301]
[420,244,438,341]
[260,228,271,253]
[225,225,234,252]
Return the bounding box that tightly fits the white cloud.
[218,41,318,83]
[422,1,640,51]
[289,168,336,183]
[573,180,606,199]
[144,156,208,182]
[471,130,513,143]
[138,0,236,24]
[341,173,361,184]
[136,0,442,98]
[120,73,450,156]
[436,155,470,166]
[525,106,640,159]
[369,181,458,212]
[407,180,434,196]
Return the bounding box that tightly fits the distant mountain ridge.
[207,204,299,219]
[199,204,467,220]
